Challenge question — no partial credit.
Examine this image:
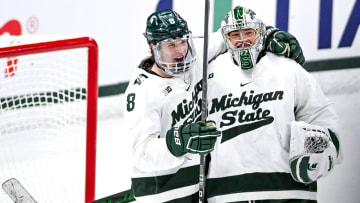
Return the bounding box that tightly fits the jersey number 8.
[126,93,136,112]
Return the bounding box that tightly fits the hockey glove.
[166,121,221,157]
[265,26,305,65]
[289,121,338,184]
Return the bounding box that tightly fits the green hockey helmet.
[144,9,190,45]
[144,10,197,76]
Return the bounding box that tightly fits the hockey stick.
[2,177,134,203]
[2,178,38,203]
[199,0,210,202]
[89,189,134,203]
[93,3,210,203]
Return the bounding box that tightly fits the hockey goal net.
[0,36,98,203]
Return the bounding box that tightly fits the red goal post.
[0,36,98,203]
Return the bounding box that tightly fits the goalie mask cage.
[0,36,98,203]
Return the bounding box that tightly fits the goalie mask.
[221,6,265,70]
[144,9,196,76]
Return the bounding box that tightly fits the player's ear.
[149,43,154,50]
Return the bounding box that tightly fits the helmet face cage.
[153,33,197,76]
[221,6,265,70]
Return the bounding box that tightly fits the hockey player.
[205,6,342,203]
[124,10,223,202]
[124,9,307,203]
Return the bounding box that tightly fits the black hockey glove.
[265,26,305,65]
[166,121,221,157]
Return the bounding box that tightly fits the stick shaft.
[90,189,134,203]
[199,0,210,202]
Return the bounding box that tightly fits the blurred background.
[1,0,359,202]
[1,0,359,87]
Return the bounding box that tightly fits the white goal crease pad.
[0,35,98,203]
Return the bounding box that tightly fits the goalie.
[205,6,342,203]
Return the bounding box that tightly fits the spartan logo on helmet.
[144,10,196,76]
[221,6,265,70]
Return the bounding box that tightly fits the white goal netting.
[0,35,97,203]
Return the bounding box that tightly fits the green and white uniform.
[205,52,341,202]
[124,34,224,202]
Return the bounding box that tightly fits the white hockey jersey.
[124,32,225,203]
[205,52,341,202]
